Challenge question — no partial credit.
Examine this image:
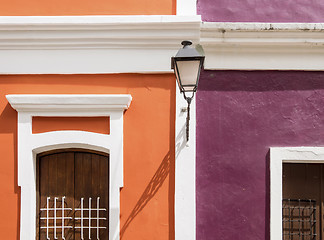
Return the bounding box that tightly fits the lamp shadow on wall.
[120,124,186,239]
[121,75,176,240]
[120,74,176,240]
[120,151,172,239]
[175,122,187,157]
[0,103,20,239]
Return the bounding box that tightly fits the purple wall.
[196,71,324,240]
[197,0,324,22]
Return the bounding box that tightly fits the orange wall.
[33,117,110,134]
[0,74,175,239]
[0,0,175,15]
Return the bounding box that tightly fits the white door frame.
[270,147,324,240]
[7,94,132,240]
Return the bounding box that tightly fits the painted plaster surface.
[196,71,324,240]
[197,0,324,22]
[0,74,175,239]
[0,0,175,15]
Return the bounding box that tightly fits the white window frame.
[6,94,132,240]
[270,147,324,240]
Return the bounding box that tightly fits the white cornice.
[201,22,324,70]
[6,94,132,112]
[0,15,201,74]
[2,18,324,73]
[0,16,201,49]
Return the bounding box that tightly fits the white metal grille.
[75,197,107,239]
[40,196,73,240]
[40,197,107,240]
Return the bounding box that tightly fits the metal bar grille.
[75,197,107,240]
[40,196,106,239]
[40,196,73,239]
[282,199,316,240]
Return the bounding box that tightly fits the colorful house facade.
[196,1,324,240]
[0,0,199,239]
[1,0,324,239]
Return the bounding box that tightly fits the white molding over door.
[270,147,324,240]
[6,94,132,112]
[6,94,132,240]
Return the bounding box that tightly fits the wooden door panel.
[283,164,321,201]
[74,152,109,239]
[39,152,75,240]
[37,150,109,240]
[97,154,109,240]
[283,163,322,240]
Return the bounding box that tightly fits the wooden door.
[283,163,323,240]
[37,149,109,240]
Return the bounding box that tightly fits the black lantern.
[171,40,205,142]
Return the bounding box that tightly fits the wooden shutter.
[283,163,322,240]
[37,149,109,240]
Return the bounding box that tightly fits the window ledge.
[6,94,132,112]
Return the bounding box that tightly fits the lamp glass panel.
[176,60,200,90]
[174,63,181,90]
[183,86,196,91]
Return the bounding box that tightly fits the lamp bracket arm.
[182,91,195,142]
[183,91,195,104]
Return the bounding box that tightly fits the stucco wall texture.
[196,71,324,240]
[0,0,175,16]
[197,0,324,22]
[0,74,175,239]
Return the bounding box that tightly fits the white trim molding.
[6,94,132,240]
[201,22,324,70]
[175,86,196,240]
[270,147,324,240]
[6,94,132,112]
[0,15,201,74]
[2,18,324,73]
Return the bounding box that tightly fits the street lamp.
[171,40,205,142]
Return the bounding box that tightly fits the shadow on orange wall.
[120,151,172,239]
[120,72,176,239]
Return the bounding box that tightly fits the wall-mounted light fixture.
[171,40,205,142]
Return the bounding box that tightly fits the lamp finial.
[181,40,192,47]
